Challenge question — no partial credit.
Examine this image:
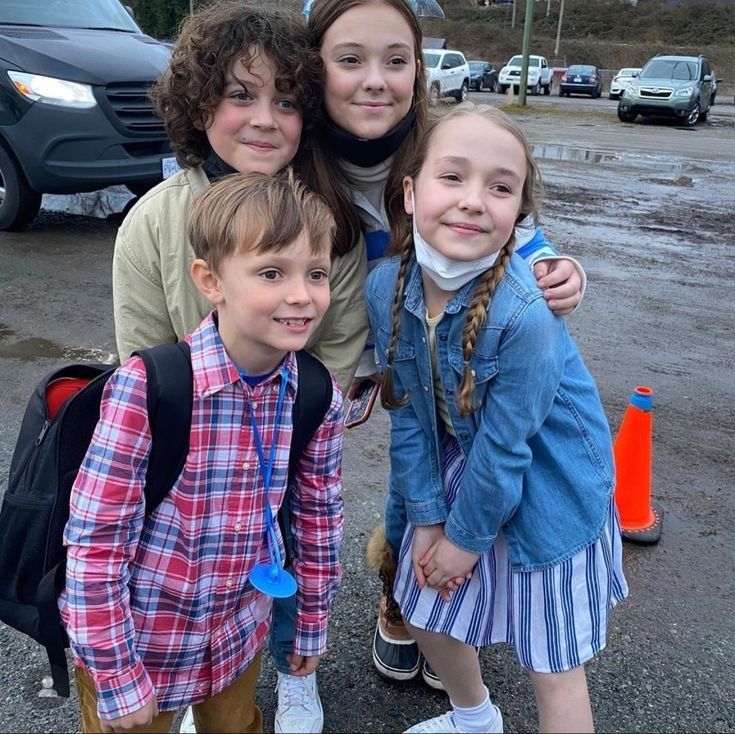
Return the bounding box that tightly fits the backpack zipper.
[35,419,51,446]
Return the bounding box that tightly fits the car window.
[508,56,523,66]
[0,0,140,31]
[423,51,441,69]
[469,62,485,71]
[569,65,595,74]
[641,59,697,81]
[621,68,639,77]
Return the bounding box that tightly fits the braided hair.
[381,103,541,415]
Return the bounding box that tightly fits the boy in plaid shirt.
[60,171,344,733]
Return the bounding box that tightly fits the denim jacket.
[365,254,614,572]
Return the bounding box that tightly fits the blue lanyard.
[240,363,289,528]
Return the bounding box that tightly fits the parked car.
[468,60,498,92]
[0,0,173,230]
[617,54,715,127]
[609,67,641,100]
[423,49,471,105]
[558,64,603,97]
[498,54,552,95]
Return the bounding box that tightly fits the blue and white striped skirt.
[394,435,629,674]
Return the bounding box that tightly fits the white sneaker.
[274,671,324,734]
[179,707,196,733]
[403,706,503,733]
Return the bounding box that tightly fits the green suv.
[617,55,715,127]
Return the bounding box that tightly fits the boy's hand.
[287,653,321,677]
[419,537,479,593]
[100,698,158,733]
[533,258,582,315]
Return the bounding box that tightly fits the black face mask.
[202,152,237,182]
[322,109,416,168]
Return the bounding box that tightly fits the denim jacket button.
[470,369,476,377]
[439,334,447,341]
[460,433,469,440]
[423,385,429,392]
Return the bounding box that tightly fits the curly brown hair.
[150,1,323,167]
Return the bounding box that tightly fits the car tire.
[609,93,618,100]
[429,83,441,106]
[531,81,541,95]
[617,106,637,123]
[558,87,564,97]
[685,102,700,127]
[543,83,551,95]
[0,144,42,231]
[699,102,710,122]
[490,79,498,93]
[498,84,506,94]
[455,81,469,103]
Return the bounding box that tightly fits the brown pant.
[75,651,263,734]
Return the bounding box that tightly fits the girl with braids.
[365,103,627,734]
[305,0,587,689]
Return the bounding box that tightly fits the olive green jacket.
[112,166,369,392]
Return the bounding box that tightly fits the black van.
[0,0,174,230]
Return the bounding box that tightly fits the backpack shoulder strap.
[134,341,193,514]
[289,350,334,478]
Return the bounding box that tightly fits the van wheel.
[429,83,441,106]
[531,81,541,95]
[125,180,160,198]
[455,81,469,103]
[0,145,42,231]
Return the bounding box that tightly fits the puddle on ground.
[530,143,709,177]
[0,324,116,363]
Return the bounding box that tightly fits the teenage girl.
[365,102,628,733]
[304,0,588,685]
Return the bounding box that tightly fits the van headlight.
[8,71,97,109]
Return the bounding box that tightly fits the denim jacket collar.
[402,258,481,319]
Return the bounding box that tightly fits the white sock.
[451,687,501,733]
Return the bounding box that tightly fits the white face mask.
[412,213,500,292]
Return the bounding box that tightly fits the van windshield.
[0,0,140,32]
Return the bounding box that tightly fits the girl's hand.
[533,258,582,315]
[411,524,446,588]
[419,537,479,592]
[287,653,321,677]
[100,698,158,733]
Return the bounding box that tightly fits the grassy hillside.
[420,0,735,91]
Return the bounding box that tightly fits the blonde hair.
[189,169,335,274]
[381,103,542,416]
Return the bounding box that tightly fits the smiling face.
[203,232,331,374]
[319,2,418,140]
[404,114,527,263]
[205,51,302,174]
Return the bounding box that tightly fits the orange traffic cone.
[613,386,663,544]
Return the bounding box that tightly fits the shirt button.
[252,403,258,410]
[424,385,429,392]
[242,462,250,471]
[470,369,476,377]
[272,384,279,393]
[234,522,242,531]
[226,579,233,588]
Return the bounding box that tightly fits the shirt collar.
[187,313,298,399]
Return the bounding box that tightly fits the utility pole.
[518,0,535,105]
[546,0,551,18]
[554,0,565,58]
[511,0,516,29]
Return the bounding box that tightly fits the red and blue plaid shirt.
[60,314,344,719]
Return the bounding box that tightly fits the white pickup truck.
[498,54,553,95]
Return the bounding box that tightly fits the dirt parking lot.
[0,99,733,733]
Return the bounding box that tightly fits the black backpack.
[0,342,332,697]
